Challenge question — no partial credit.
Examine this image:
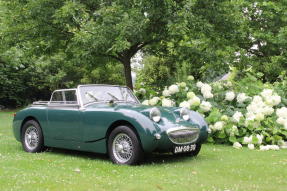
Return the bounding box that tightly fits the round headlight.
[180,107,190,121]
[150,107,161,122]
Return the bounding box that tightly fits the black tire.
[21,120,45,153]
[176,144,202,157]
[108,126,143,165]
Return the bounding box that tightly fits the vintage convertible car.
[13,84,209,165]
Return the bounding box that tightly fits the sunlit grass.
[0,111,286,191]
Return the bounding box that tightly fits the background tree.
[1,0,287,108]
[0,0,174,90]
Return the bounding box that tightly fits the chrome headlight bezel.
[150,107,161,123]
[180,107,190,121]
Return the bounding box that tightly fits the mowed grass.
[0,111,286,191]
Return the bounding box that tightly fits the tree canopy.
[1,0,287,107]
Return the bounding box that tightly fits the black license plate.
[173,144,196,154]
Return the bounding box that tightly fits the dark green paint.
[13,102,208,154]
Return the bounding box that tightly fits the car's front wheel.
[108,126,143,165]
[21,120,45,153]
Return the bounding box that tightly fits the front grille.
[167,127,199,144]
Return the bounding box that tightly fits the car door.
[46,90,82,141]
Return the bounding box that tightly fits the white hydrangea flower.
[179,82,186,88]
[179,101,190,109]
[267,145,280,150]
[187,75,194,80]
[256,134,264,145]
[261,89,273,99]
[187,92,195,99]
[162,88,171,97]
[248,144,255,150]
[232,111,243,123]
[207,128,212,134]
[276,107,287,129]
[262,106,274,115]
[276,117,285,125]
[255,113,264,121]
[271,95,281,106]
[231,125,238,132]
[200,83,213,99]
[225,91,236,101]
[188,96,201,106]
[243,135,253,144]
[260,145,269,151]
[221,115,229,121]
[142,100,149,105]
[237,93,248,104]
[202,91,214,99]
[200,101,212,112]
[201,84,212,92]
[253,96,263,103]
[149,97,160,106]
[162,98,174,107]
[213,121,224,131]
[262,89,281,106]
[138,88,146,95]
[196,81,204,88]
[245,112,256,121]
[233,142,242,149]
[245,95,274,123]
[276,107,287,118]
[168,84,179,95]
[278,141,287,149]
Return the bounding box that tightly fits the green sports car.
[13,84,209,165]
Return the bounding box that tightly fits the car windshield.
[79,85,139,105]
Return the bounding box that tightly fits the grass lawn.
[0,111,286,191]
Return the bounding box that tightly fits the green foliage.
[135,56,174,91]
[138,75,287,149]
[1,0,287,108]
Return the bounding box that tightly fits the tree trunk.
[122,59,133,90]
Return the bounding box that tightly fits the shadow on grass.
[45,147,109,162]
[42,147,209,165]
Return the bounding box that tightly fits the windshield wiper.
[86,92,98,101]
[107,92,119,101]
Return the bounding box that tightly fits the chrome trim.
[49,88,79,106]
[180,107,190,121]
[166,126,200,145]
[47,84,140,109]
[77,84,140,106]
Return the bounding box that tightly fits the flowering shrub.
[136,76,287,151]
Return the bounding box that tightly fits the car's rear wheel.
[21,120,45,153]
[108,126,143,165]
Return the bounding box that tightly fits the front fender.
[108,110,161,153]
[83,108,160,153]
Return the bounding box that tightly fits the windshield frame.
[77,84,140,107]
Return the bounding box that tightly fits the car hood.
[87,102,206,130]
[113,103,179,120]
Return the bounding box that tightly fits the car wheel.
[108,126,143,165]
[21,120,45,153]
[176,144,202,157]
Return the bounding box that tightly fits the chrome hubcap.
[24,126,39,150]
[112,133,133,163]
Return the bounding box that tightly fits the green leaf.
[218,131,226,139]
[229,136,237,143]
